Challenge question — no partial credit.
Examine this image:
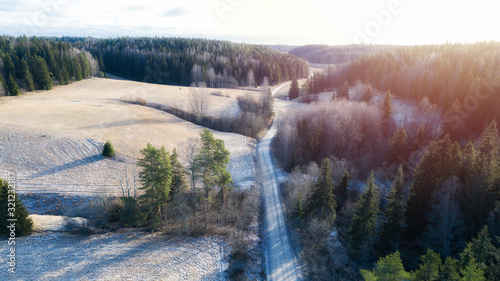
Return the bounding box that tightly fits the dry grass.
[0,78,257,195]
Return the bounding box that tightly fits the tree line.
[0,36,101,96]
[63,36,310,87]
[306,42,500,139]
[289,44,391,64]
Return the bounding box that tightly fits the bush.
[119,197,146,227]
[102,141,116,157]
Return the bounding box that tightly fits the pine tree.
[413,249,441,281]
[289,78,300,100]
[21,58,34,92]
[362,87,372,102]
[440,257,461,281]
[0,178,33,236]
[74,57,83,81]
[460,258,486,281]
[382,90,392,120]
[460,226,500,280]
[413,123,426,151]
[380,165,405,254]
[336,81,349,100]
[336,169,350,209]
[307,158,337,225]
[196,129,231,228]
[33,56,52,90]
[137,144,173,230]
[389,127,408,163]
[6,74,20,96]
[170,148,188,196]
[295,191,304,219]
[360,251,410,280]
[349,171,379,247]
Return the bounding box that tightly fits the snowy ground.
[0,232,226,281]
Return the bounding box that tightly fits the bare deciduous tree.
[191,64,202,86]
[247,69,255,89]
[190,82,210,121]
[423,176,465,257]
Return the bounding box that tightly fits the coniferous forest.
[64,37,310,87]
[0,36,309,97]
[0,36,100,96]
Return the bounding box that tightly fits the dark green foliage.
[336,169,350,209]
[195,129,231,227]
[0,178,33,236]
[413,249,441,281]
[379,165,405,254]
[170,148,188,196]
[405,135,462,240]
[137,144,173,230]
[349,171,379,247]
[360,251,410,280]
[21,58,34,91]
[289,78,300,99]
[389,127,408,163]
[336,81,349,100]
[64,37,309,87]
[119,197,145,227]
[382,90,392,119]
[0,36,97,93]
[102,141,115,157]
[6,74,20,96]
[440,257,461,281]
[295,191,305,219]
[307,158,337,225]
[460,226,500,280]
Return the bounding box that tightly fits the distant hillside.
[289,44,393,64]
[265,45,298,53]
[64,37,309,87]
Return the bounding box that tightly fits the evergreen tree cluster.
[0,36,98,96]
[64,37,309,87]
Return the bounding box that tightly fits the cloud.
[161,7,187,18]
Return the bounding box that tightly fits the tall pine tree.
[307,158,337,225]
[349,171,379,247]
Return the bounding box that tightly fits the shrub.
[102,141,116,157]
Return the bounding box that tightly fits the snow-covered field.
[0,78,257,194]
[0,232,226,281]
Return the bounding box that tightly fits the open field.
[0,232,226,281]
[0,78,257,195]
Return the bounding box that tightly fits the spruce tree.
[389,127,408,163]
[380,165,405,254]
[336,81,349,100]
[336,169,350,209]
[288,78,300,100]
[196,129,231,228]
[460,226,500,280]
[137,144,173,229]
[360,251,410,280]
[413,249,441,281]
[362,87,372,102]
[460,258,486,281]
[21,59,34,92]
[349,171,379,247]
[102,141,115,157]
[170,148,188,196]
[0,178,33,236]
[6,74,20,96]
[307,158,337,225]
[382,90,392,120]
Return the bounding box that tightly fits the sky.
[0,0,498,45]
